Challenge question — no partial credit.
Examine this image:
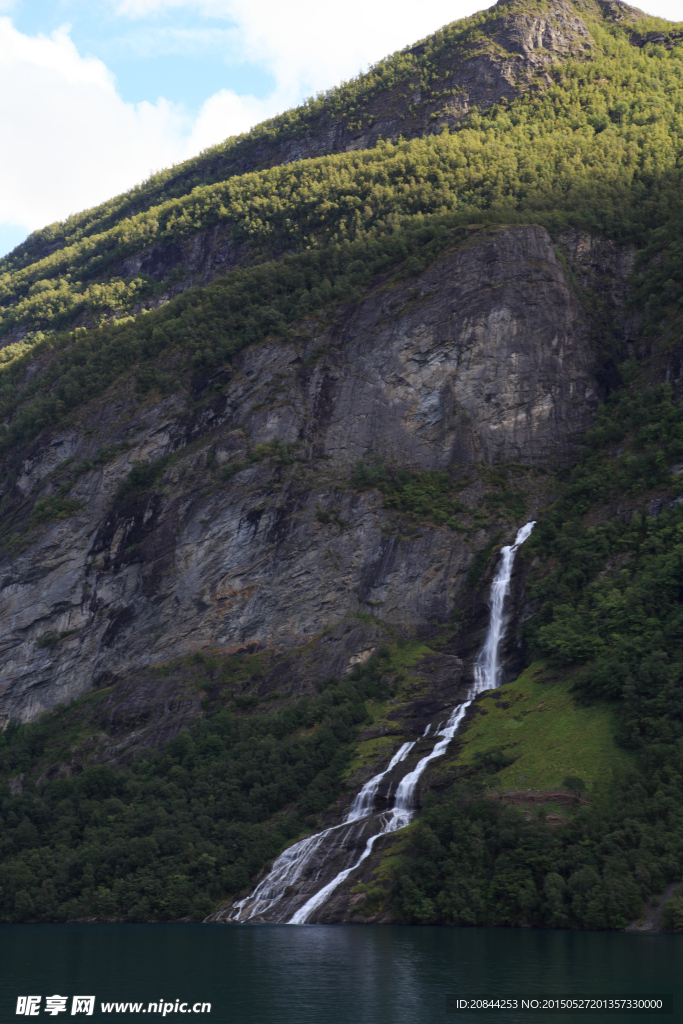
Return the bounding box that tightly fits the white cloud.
[115,0,193,13]
[640,1,683,17]
[0,18,193,232]
[113,25,241,59]
[187,88,282,153]
[0,14,281,244]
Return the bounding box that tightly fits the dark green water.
[1,924,680,1024]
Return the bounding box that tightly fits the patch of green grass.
[343,641,436,778]
[388,639,435,672]
[315,507,346,530]
[220,438,301,482]
[116,454,173,500]
[350,821,420,916]
[373,822,418,881]
[35,628,80,649]
[449,663,632,792]
[482,488,527,521]
[30,495,83,525]
[350,463,467,529]
[480,465,528,522]
[343,734,396,780]
[0,686,115,774]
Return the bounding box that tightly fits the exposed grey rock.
[8,774,24,796]
[625,881,682,933]
[314,225,599,466]
[0,226,621,723]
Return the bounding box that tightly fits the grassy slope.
[452,664,632,793]
[342,641,438,781]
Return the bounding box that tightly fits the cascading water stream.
[228,742,416,922]
[346,741,416,822]
[473,520,535,692]
[230,522,535,924]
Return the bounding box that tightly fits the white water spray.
[230,522,535,924]
[474,520,535,691]
[346,741,416,823]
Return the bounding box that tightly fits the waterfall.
[346,741,416,822]
[228,822,349,923]
[473,520,535,691]
[229,522,535,925]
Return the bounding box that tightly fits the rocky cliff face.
[0,224,630,725]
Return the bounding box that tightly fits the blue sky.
[11,0,275,109]
[0,0,680,258]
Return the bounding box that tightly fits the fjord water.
[233,523,536,924]
[1,924,680,1024]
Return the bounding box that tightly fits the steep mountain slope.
[0,0,683,929]
[0,0,678,355]
[0,0,605,279]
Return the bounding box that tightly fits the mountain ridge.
[0,0,662,278]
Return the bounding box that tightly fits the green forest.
[0,653,397,922]
[2,0,683,930]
